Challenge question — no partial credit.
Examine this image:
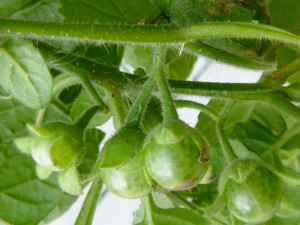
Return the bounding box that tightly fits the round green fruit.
[99,127,152,199]
[100,166,152,199]
[224,166,281,223]
[144,120,209,191]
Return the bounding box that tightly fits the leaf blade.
[0,39,52,109]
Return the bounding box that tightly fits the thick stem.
[75,175,103,225]
[217,101,237,164]
[2,20,300,46]
[155,48,179,121]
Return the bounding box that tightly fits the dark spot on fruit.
[111,93,114,97]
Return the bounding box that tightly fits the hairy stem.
[261,55,300,87]
[125,49,159,127]
[184,41,275,71]
[217,101,237,164]
[75,175,103,225]
[155,47,179,121]
[2,20,300,46]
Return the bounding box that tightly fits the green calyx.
[27,122,85,171]
[14,122,85,195]
[99,126,152,199]
[144,120,211,191]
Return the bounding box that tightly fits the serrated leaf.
[0,39,52,109]
[0,143,63,225]
[59,0,161,24]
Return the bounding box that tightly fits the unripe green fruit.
[144,120,210,191]
[99,127,152,199]
[224,166,281,223]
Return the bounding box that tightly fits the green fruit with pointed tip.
[144,120,210,191]
[99,127,152,199]
[224,166,281,223]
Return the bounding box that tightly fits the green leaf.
[0,100,37,142]
[123,46,197,80]
[58,164,82,196]
[123,46,153,74]
[269,0,300,35]
[70,89,112,128]
[280,149,300,173]
[0,143,63,225]
[165,51,197,80]
[138,195,210,225]
[77,128,105,176]
[5,0,64,22]
[0,39,52,109]
[38,193,77,224]
[59,0,161,24]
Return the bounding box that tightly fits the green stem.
[262,122,300,158]
[261,55,300,87]
[2,20,300,46]
[75,175,103,225]
[35,108,46,126]
[76,70,109,114]
[217,101,237,164]
[175,100,219,121]
[256,93,300,122]
[184,41,275,71]
[141,195,155,225]
[155,48,179,121]
[52,73,80,96]
[74,105,101,130]
[36,41,273,99]
[125,49,159,127]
